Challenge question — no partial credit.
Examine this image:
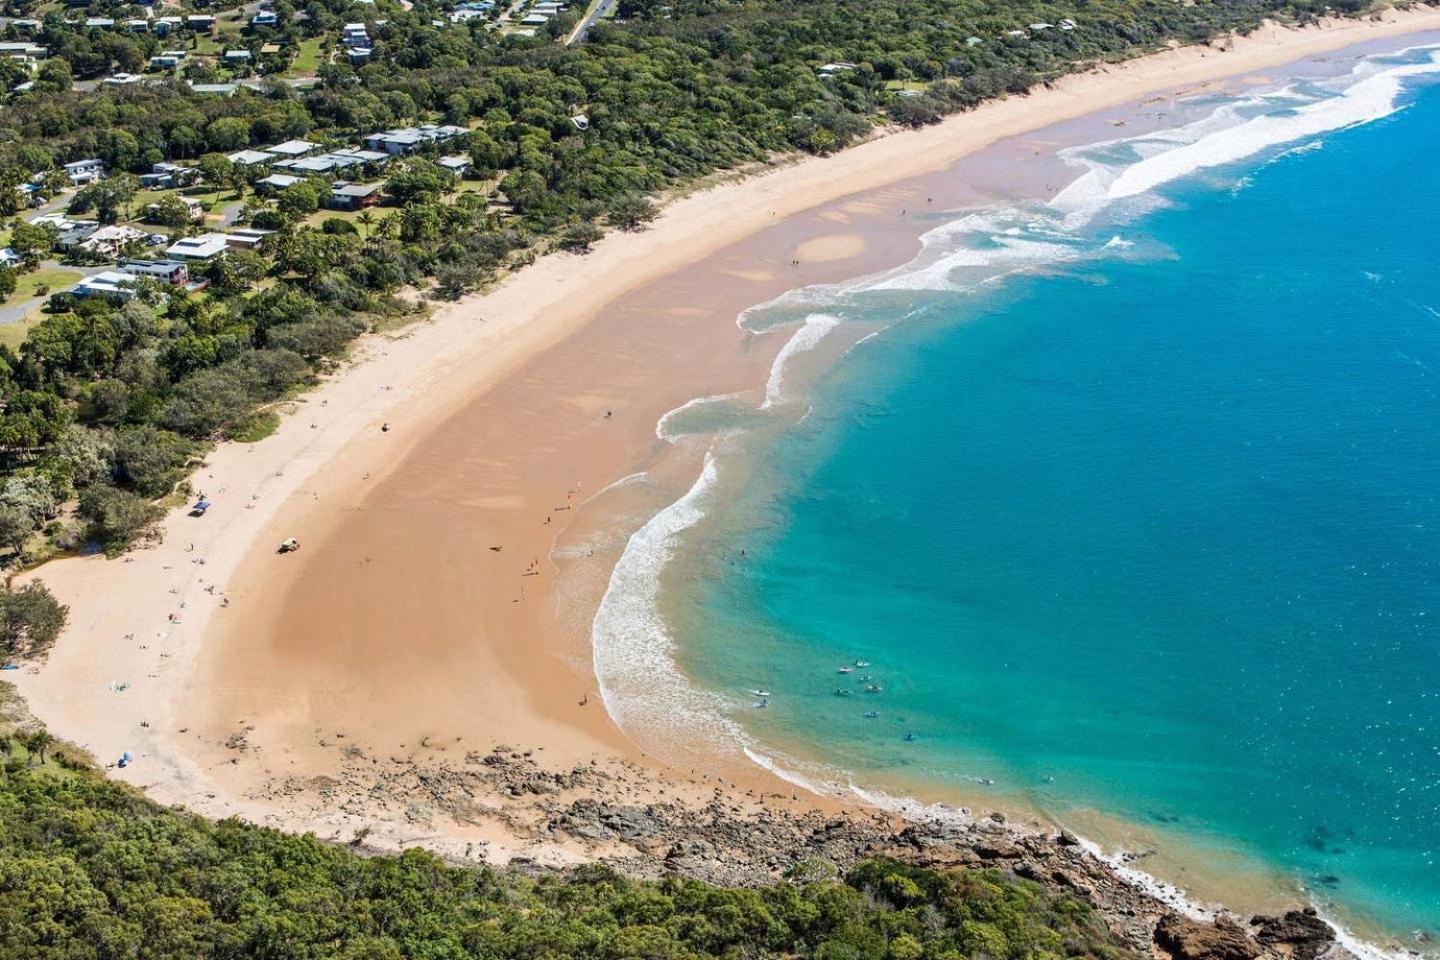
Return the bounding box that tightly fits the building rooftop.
[332,181,383,197]
[166,233,230,259]
[228,150,273,165]
[73,271,136,298]
[333,148,390,163]
[266,139,320,157]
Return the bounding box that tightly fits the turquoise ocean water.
[593,42,1440,947]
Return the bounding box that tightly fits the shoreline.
[13,8,1440,956]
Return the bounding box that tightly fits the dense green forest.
[0,0,1376,563]
[0,717,1135,959]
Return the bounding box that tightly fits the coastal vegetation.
[0,706,1135,960]
[0,0,1368,562]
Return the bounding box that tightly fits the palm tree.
[25,729,54,766]
[356,210,376,237]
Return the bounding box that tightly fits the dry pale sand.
[15,9,1440,864]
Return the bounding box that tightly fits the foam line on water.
[580,470,652,507]
[763,314,841,409]
[591,454,745,748]
[1052,47,1440,221]
[655,393,747,443]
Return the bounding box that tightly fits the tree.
[9,221,56,264]
[69,175,139,225]
[50,424,115,486]
[0,580,68,658]
[0,504,32,556]
[197,153,235,190]
[467,130,509,177]
[273,230,355,281]
[385,160,454,205]
[23,729,55,765]
[276,181,323,221]
[205,250,267,296]
[0,58,29,94]
[146,195,200,229]
[35,59,72,93]
[205,116,252,153]
[499,169,548,213]
[0,475,58,525]
[0,391,73,453]
[78,486,161,556]
[111,426,191,497]
[0,268,15,302]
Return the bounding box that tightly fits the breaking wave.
[588,40,1440,958]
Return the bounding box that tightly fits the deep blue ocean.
[594,42,1440,947]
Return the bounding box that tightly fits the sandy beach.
[14,3,1440,900]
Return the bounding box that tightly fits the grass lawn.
[128,185,237,222]
[455,178,496,196]
[0,267,83,349]
[302,200,395,233]
[14,267,81,303]
[290,37,325,75]
[0,308,48,350]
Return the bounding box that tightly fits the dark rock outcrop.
[1251,909,1336,960]
[1156,914,1262,960]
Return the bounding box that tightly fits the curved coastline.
[9,8,1440,957]
[589,33,1440,956]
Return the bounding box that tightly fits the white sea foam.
[1317,907,1417,960]
[582,470,652,505]
[847,782,977,823]
[743,746,833,795]
[847,46,1440,298]
[1278,138,1326,158]
[1076,837,1221,920]
[737,282,853,332]
[745,745,979,824]
[591,455,743,747]
[1054,47,1440,221]
[861,234,1079,293]
[655,393,747,442]
[763,313,841,408]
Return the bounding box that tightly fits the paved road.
[0,264,109,327]
[566,0,615,44]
